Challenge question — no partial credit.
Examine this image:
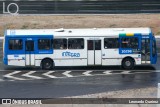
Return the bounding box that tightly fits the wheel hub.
[45,62,51,68]
[125,61,131,66]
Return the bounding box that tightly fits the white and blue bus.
[3,28,157,69]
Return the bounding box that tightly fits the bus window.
[121,37,138,49]
[9,39,23,50]
[52,39,67,49]
[95,40,101,50]
[26,41,34,51]
[68,38,84,49]
[38,39,51,50]
[88,40,93,50]
[104,38,119,49]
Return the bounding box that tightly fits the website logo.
[3,2,19,15]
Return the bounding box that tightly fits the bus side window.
[88,40,93,50]
[68,38,84,49]
[9,39,23,50]
[26,41,34,51]
[121,37,138,49]
[104,38,119,49]
[95,40,101,50]
[38,39,51,50]
[53,39,67,49]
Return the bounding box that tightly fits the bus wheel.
[122,58,134,69]
[41,59,53,70]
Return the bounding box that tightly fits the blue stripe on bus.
[134,33,141,36]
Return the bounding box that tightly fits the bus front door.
[25,40,35,66]
[141,38,150,64]
[87,40,102,65]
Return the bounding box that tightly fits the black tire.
[122,58,134,69]
[41,59,53,70]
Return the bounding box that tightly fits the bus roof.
[5,28,152,37]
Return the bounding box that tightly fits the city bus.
[3,28,157,70]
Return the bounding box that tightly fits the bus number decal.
[120,49,133,54]
[62,51,80,57]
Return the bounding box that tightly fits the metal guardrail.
[1,0,160,14]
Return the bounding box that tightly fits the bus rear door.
[141,37,151,64]
[87,39,102,65]
[25,39,35,66]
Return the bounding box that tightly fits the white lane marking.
[1,70,158,81]
[83,71,93,76]
[121,71,132,74]
[42,71,57,78]
[3,71,26,80]
[103,71,112,75]
[0,79,4,82]
[22,71,43,79]
[62,71,73,77]
[156,70,160,73]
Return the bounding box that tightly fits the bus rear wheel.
[122,58,134,69]
[41,59,53,70]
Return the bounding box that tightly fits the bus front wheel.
[122,58,134,69]
[41,59,53,70]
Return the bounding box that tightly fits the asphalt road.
[1,0,160,14]
[0,39,159,98]
[0,73,159,98]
